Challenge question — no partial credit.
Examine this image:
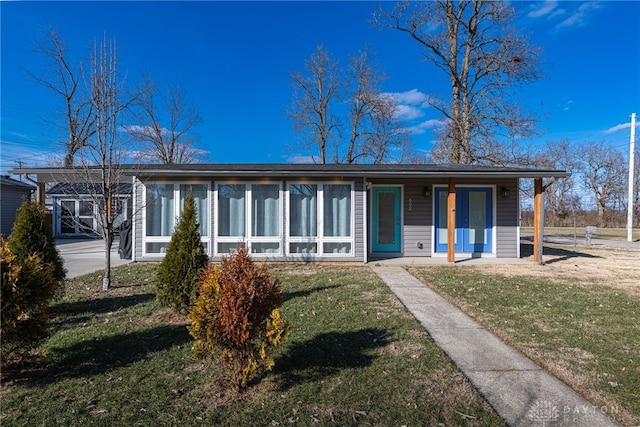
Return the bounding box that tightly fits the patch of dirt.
[487,242,640,297]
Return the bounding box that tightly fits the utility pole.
[628,112,636,243]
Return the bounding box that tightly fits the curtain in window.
[180,184,208,236]
[218,184,245,237]
[290,184,317,237]
[146,184,175,236]
[252,184,279,237]
[323,184,351,237]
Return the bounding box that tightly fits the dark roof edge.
[9,164,571,180]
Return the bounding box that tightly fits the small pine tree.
[188,248,291,390]
[1,237,58,364]
[8,199,65,283]
[155,191,209,314]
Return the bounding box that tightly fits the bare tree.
[27,29,95,166]
[288,45,340,164]
[540,139,580,224]
[289,45,411,164]
[74,35,132,291]
[126,76,203,164]
[577,141,627,225]
[373,0,542,164]
[343,48,412,164]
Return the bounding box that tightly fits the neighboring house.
[9,164,569,263]
[47,182,132,238]
[0,175,36,237]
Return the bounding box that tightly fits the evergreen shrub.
[155,191,209,313]
[8,200,65,283]
[188,248,291,390]
[1,237,58,364]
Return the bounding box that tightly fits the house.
[0,175,36,237]
[47,182,132,238]
[9,164,569,263]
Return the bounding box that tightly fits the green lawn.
[408,266,640,427]
[1,263,503,426]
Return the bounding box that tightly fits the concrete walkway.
[370,265,620,427]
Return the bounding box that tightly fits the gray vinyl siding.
[495,178,519,258]
[0,187,33,237]
[403,183,432,257]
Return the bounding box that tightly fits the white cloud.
[394,104,425,121]
[381,89,432,121]
[528,0,559,18]
[555,2,601,30]
[404,119,446,135]
[385,89,430,107]
[287,154,315,164]
[120,124,169,136]
[604,121,639,135]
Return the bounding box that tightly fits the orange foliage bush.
[188,248,290,390]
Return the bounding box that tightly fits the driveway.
[56,238,131,279]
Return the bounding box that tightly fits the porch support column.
[38,182,46,209]
[447,178,456,263]
[533,178,543,264]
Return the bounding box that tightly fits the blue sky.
[1,1,639,174]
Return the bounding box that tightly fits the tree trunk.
[102,235,112,291]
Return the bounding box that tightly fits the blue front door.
[372,187,402,252]
[435,187,493,253]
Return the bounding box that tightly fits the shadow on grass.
[273,328,390,391]
[53,293,155,317]
[284,284,343,302]
[5,324,191,387]
[520,242,602,264]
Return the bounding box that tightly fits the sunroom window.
[287,183,353,256]
[144,183,210,255]
[215,183,282,255]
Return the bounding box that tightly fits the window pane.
[289,242,317,254]
[218,242,244,254]
[146,242,169,254]
[468,191,487,245]
[323,185,351,237]
[377,191,396,244]
[218,184,245,237]
[289,184,317,237]
[323,242,351,254]
[252,184,279,237]
[438,190,448,244]
[79,200,93,217]
[61,217,75,234]
[146,184,175,236]
[251,242,280,254]
[180,184,208,236]
[61,200,75,217]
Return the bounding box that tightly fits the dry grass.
[1,262,504,426]
[409,242,640,426]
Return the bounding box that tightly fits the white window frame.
[214,182,284,257]
[142,182,211,257]
[286,181,355,258]
[57,197,98,236]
